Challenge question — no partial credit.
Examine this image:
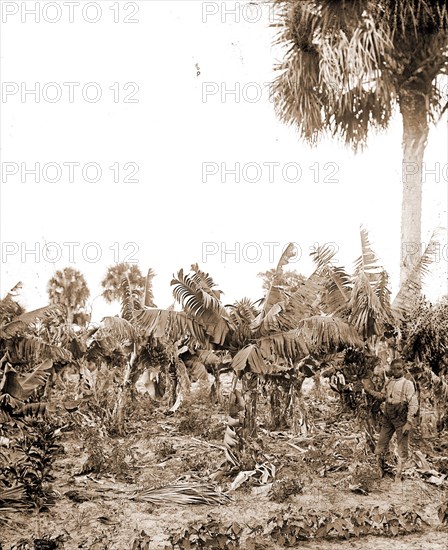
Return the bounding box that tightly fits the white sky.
[0,0,447,322]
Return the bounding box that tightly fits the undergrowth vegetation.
[1,234,448,546]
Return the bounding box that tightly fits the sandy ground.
[1,383,447,549]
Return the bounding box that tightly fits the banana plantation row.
[1,230,448,471]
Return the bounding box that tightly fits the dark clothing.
[376,402,410,460]
[376,376,417,462]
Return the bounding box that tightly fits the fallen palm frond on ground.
[0,483,29,510]
[0,484,29,526]
[130,483,232,505]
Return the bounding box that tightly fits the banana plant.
[0,286,75,408]
[0,359,54,422]
[97,272,212,434]
[171,247,364,469]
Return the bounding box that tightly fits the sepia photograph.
[0,0,448,547]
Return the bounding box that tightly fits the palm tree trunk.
[399,91,430,287]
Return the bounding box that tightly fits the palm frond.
[310,243,352,313]
[171,268,229,345]
[0,283,25,325]
[168,311,210,346]
[392,230,440,319]
[384,0,448,38]
[310,242,339,271]
[144,268,156,307]
[349,227,395,337]
[261,243,297,309]
[131,483,231,506]
[0,484,28,511]
[252,303,284,335]
[297,315,362,353]
[189,264,224,300]
[354,227,383,280]
[226,298,259,348]
[283,276,322,322]
[171,269,226,317]
[134,308,169,338]
[120,274,142,321]
[349,271,388,339]
[252,243,297,332]
[101,316,136,342]
[227,298,258,326]
[323,266,352,314]
[374,270,394,321]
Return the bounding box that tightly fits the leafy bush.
[0,420,61,510]
[402,297,448,371]
[177,392,223,440]
[170,518,241,549]
[169,505,428,548]
[269,477,304,503]
[78,426,137,482]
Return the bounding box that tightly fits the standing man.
[376,358,419,480]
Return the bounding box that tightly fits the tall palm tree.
[101,263,156,307]
[47,267,90,325]
[272,0,448,285]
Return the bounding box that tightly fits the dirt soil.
[1,386,447,550]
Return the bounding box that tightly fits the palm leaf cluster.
[0,303,75,372]
[171,265,229,345]
[176,226,441,385]
[272,0,448,148]
[170,231,398,380]
[0,226,439,428]
[2,224,438,373]
[47,267,90,326]
[101,272,208,348]
[101,263,156,307]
